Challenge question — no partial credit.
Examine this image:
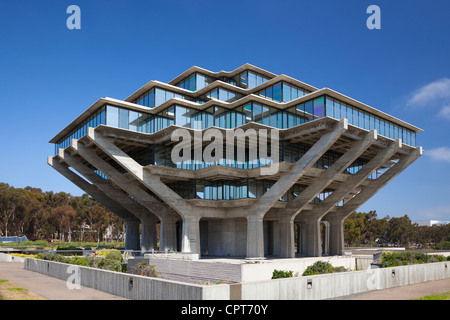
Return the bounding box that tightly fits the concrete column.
[301,219,321,257]
[181,216,200,254]
[124,220,140,251]
[278,217,295,258]
[141,218,158,254]
[322,220,330,256]
[160,217,178,252]
[246,217,264,259]
[326,218,345,256]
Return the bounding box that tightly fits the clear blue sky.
[1,0,449,222]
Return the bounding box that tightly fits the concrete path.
[336,278,450,300]
[0,262,127,300]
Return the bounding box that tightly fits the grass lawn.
[413,291,450,300]
[0,279,46,300]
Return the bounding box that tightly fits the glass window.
[106,106,119,127]
[129,111,139,131]
[304,101,313,120]
[248,72,257,88]
[283,83,291,102]
[273,83,282,102]
[334,100,340,119]
[253,103,263,123]
[313,97,325,119]
[326,98,334,118]
[240,71,248,88]
[119,108,128,129]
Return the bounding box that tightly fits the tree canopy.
[0,183,123,243]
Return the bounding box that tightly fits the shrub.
[272,269,294,279]
[381,251,446,267]
[302,261,348,276]
[131,260,158,278]
[303,261,334,276]
[433,241,450,251]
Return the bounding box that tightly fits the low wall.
[239,261,450,300]
[0,253,26,263]
[24,258,230,300]
[23,257,450,300]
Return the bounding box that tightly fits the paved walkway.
[336,278,450,300]
[0,262,127,300]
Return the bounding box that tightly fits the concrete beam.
[334,146,422,220]
[57,148,158,253]
[47,156,141,251]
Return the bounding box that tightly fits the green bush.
[36,251,126,272]
[302,261,335,276]
[381,251,446,268]
[433,241,450,250]
[131,261,158,278]
[272,269,294,279]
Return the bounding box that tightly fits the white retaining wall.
[239,261,450,300]
[24,258,229,300]
[23,257,450,300]
[0,252,26,262]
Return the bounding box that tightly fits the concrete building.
[48,64,423,259]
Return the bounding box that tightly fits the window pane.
[313,97,325,118]
[155,88,165,107]
[119,108,128,129]
[304,101,313,120]
[273,83,282,102]
[326,98,334,118]
[248,72,257,88]
[283,83,292,102]
[106,106,119,127]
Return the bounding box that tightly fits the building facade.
[48,64,423,258]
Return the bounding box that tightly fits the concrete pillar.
[246,217,264,259]
[278,217,295,258]
[141,218,158,254]
[124,220,140,251]
[301,219,321,257]
[322,220,330,256]
[160,217,178,252]
[181,216,200,254]
[326,218,345,256]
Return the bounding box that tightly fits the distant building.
[0,236,28,243]
[414,220,450,227]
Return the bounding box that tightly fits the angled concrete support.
[249,119,348,219]
[71,139,180,253]
[324,146,422,255]
[334,146,422,218]
[85,128,204,254]
[85,127,190,217]
[58,147,159,254]
[47,156,141,251]
[290,130,377,216]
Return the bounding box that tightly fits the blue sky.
[0,0,449,222]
